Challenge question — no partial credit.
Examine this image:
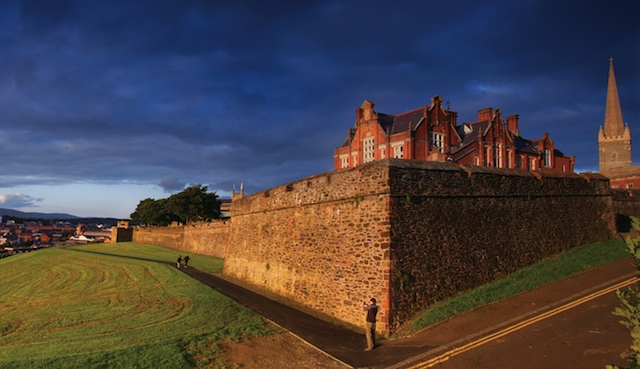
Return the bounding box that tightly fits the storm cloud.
[0,0,637,216]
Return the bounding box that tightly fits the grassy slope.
[404,238,631,335]
[68,242,224,274]
[0,244,268,369]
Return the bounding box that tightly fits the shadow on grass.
[63,247,177,267]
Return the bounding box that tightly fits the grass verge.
[66,242,224,274]
[404,238,631,336]
[0,244,268,369]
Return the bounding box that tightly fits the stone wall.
[132,225,183,248]
[111,227,133,243]
[127,158,640,335]
[610,188,640,232]
[132,221,229,258]
[226,164,394,332]
[386,161,615,330]
[182,221,229,258]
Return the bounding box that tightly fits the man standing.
[363,298,378,351]
[177,255,182,269]
[184,255,190,268]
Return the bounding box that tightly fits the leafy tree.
[130,185,220,226]
[608,216,640,369]
[130,198,175,226]
[166,184,220,224]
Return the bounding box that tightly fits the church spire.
[599,58,632,172]
[604,58,625,137]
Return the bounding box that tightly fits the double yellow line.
[410,277,639,368]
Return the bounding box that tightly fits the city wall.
[386,161,615,328]
[132,221,229,258]
[226,163,393,331]
[129,159,640,334]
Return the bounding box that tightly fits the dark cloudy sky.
[0,0,638,218]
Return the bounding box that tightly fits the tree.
[130,198,175,226]
[608,216,640,369]
[166,184,220,224]
[130,185,221,226]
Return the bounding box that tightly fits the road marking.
[409,277,639,368]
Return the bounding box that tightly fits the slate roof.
[338,107,426,149]
[454,120,541,155]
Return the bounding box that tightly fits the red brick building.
[334,95,575,173]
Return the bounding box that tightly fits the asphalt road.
[404,278,634,369]
[179,258,638,369]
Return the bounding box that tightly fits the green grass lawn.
[404,237,632,335]
[66,242,224,274]
[0,244,268,369]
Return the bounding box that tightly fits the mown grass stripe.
[0,243,268,369]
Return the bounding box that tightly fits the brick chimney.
[477,108,492,121]
[449,111,458,126]
[506,114,519,135]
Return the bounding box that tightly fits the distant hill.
[0,208,79,219]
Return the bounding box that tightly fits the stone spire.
[604,58,625,137]
[599,58,632,171]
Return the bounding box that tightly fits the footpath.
[180,258,637,369]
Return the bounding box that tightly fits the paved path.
[179,258,638,369]
[413,281,634,369]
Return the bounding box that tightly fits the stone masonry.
[130,158,640,335]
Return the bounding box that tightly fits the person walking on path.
[363,298,379,351]
[184,255,190,268]
[177,255,182,269]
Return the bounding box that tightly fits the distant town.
[0,216,117,258]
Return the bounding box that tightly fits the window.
[429,132,443,153]
[506,150,511,168]
[341,156,348,169]
[528,157,536,171]
[363,137,375,163]
[628,184,634,189]
[515,155,522,169]
[484,146,490,166]
[494,145,502,168]
[544,149,552,167]
[352,153,358,166]
[393,145,404,158]
[380,147,386,159]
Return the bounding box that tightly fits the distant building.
[219,199,231,218]
[220,183,245,219]
[334,96,574,172]
[598,59,639,189]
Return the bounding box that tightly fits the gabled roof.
[338,136,351,149]
[456,121,489,147]
[454,120,540,155]
[387,108,425,134]
[512,136,539,154]
[338,107,426,149]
